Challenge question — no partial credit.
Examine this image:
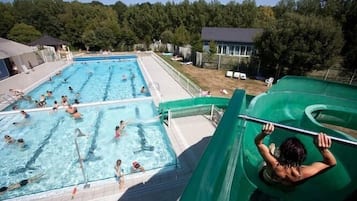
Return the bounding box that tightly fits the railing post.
[210,105,214,120]
[74,128,90,188]
[168,110,171,128]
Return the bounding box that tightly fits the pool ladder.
[74,128,90,188]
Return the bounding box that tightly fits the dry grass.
[179,65,268,97]
[159,55,269,97]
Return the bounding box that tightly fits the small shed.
[28,35,68,51]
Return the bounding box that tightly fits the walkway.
[3,53,217,201]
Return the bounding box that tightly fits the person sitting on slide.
[255,123,336,186]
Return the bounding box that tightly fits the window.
[217,45,222,54]
[246,46,252,56]
[241,46,246,55]
[235,46,240,56]
[222,46,227,54]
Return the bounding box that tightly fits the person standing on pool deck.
[255,123,336,186]
[114,159,124,190]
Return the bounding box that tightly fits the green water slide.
[180,76,357,201]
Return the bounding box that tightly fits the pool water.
[0,56,176,200]
[0,100,176,199]
[4,56,149,111]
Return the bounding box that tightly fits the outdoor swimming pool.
[4,55,149,111]
[0,56,176,200]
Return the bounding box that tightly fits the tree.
[190,33,202,52]
[274,0,296,18]
[13,0,64,38]
[173,25,190,46]
[255,13,344,76]
[112,1,127,22]
[255,6,276,28]
[160,30,174,44]
[0,3,15,38]
[339,0,357,71]
[209,40,217,55]
[7,23,41,44]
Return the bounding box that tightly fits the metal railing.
[74,128,90,188]
[151,52,202,97]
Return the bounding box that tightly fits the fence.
[151,52,202,97]
[307,68,357,86]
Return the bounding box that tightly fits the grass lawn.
[158,54,269,97]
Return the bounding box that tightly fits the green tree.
[339,0,357,71]
[117,20,138,51]
[255,6,276,28]
[209,40,217,54]
[173,25,190,46]
[112,1,127,22]
[190,33,202,52]
[255,13,344,76]
[0,3,15,38]
[160,30,174,44]
[274,0,296,18]
[7,23,41,44]
[13,0,64,38]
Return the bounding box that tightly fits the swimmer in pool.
[115,126,121,138]
[4,134,15,144]
[131,161,145,173]
[0,173,44,195]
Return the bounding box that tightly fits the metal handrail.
[238,115,357,147]
[74,128,90,188]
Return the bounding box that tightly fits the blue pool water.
[0,56,176,200]
[4,55,149,111]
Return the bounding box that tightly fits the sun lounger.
[233,72,240,79]
[265,77,274,87]
[171,56,183,61]
[226,71,233,78]
[239,73,247,80]
[181,61,193,65]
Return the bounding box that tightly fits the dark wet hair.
[115,126,120,130]
[277,137,307,167]
[0,186,8,192]
[18,138,24,143]
[116,159,121,166]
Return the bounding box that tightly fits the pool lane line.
[47,66,82,94]
[76,70,94,95]
[83,111,104,162]
[103,63,115,101]
[130,70,137,98]
[9,117,65,175]
[133,106,154,154]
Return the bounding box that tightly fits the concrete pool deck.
[1,53,217,201]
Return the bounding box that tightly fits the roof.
[0,37,37,59]
[201,27,263,43]
[28,35,68,46]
